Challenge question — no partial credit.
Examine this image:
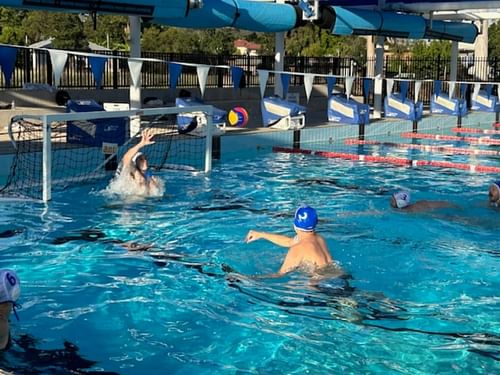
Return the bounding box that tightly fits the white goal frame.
[13,105,214,202]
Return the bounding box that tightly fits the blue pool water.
[0,149,498,374]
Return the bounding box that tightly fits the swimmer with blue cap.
[489,181,500,207]
[245,205,334,275]
[390,189,456,212]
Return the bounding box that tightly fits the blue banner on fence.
[400,80,409,100]
[485,84,492,97]
[169,62,183,90]
[89,56,107,88]
[230,66,244,90]
[280,73,291,98]
[362,78,372,100]
[434,80,441,96]
[460,82,468,98]
[327,76,337,97]
[0,46,18,87]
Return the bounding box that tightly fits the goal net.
[0,105,214,201]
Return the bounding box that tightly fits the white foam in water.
[104,171,165,199]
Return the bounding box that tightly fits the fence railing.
[1,48,499,104]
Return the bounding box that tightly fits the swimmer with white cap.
[245,205,335,275]
[0,269,20,351]
[391,190,411,209]
[488,181,500,207]
[390,189,456,212]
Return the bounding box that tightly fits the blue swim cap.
[294,205,318,232]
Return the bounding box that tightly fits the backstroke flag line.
[128,58,143,87]
[49,50,68,87]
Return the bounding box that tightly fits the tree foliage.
[488,20,500,60]
[0,6,370,58]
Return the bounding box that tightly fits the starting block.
[471,90,500,112]
[328,95,369,125]
[430,94,467,116]
[261,96,306,130]
[384,93,423,121]
[175,97,226,136]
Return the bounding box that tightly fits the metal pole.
[42,116,52,202]
[293,130,301,149]
[205,107,213,173]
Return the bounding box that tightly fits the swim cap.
[0,269,20,304]
[490,181,500,204]
[393,190,411,209]
[132,152,143,166]
[294,205,318,232]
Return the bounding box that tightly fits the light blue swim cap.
[294,205,318,232]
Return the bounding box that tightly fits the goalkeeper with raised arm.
[108,129,164,197]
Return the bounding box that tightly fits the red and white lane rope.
[451,127,500,135]
[273,146,500,173]
[400,132,500,145]
[344,139,500,156]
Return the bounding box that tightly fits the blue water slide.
[323,6,426,38]
[315,6,478,43]
[155,0,299,32]
[424,20,478,43]
[0,0,191,17]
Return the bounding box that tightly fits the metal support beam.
[373,36,385,119]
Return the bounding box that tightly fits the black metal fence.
[1,48,499,102]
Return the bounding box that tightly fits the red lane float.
[272,146,500,173]
[344,139,500,156]
[494,123,500,128]
[451,127,500,135]
[400,132,500,145]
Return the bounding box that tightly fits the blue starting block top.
[384,93,423,121]
[430,94,467,116]
[175,97,227,130]
[260,96,307,127]
[471,90,500,113]
[327,94,370,125]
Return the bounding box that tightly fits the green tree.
[48,13,87,50]
[0,7,28,45]
[488,20,500,60]
[83,14,129,50]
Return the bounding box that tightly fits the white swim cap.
[0,269,20,304]
[132,152,143,165]
[393,190,411,209]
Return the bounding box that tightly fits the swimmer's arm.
[121,129,155,166]
[245,230,294,248]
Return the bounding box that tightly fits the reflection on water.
[0,152,498,373]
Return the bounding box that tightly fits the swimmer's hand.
[140,128,155,146]
[245,230,262,243]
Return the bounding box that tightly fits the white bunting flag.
[257,70,269,98]
[472,83,481,102]
[48,50,68,87]
[304,74,315,102]
[448,81,456,99]
[345,76,355,100]
[197,65,210,97]
[128,58,143,87]
[386,79,394,96]
[414,80,422,103]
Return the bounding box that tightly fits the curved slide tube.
[155,0,301,32]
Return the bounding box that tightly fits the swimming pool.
[0,141,498,373]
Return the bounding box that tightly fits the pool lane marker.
[451,127,500,135]
[344,139,500,156]
[400,132,500,145]
[272,146,500,173]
